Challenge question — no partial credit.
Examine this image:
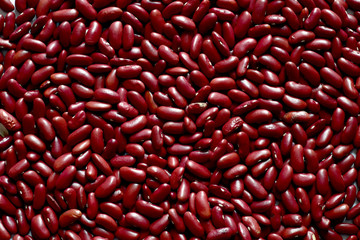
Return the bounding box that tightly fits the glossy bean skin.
[31,214,50,239]
[1,0,360,239]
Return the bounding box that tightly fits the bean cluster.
[0,0,360,239]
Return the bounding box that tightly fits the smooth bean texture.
[1,0,360,239]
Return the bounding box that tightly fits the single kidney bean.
[245,149,271,166]
[324,203,350,219]
[58,209,82,228]
[95,213,117,232]
[276,164,293,192]
[194,190,211,220]
[124,212,150,231]
[94,175,116,198]
[30,214,50,240]
[282,190,300,213]
[55,165,76,189]
[16,180,33,203]
[183,211,204,237]
[135,200,162,220]
[244,174,268,200]
[40,207,58,234]
[115,227,139,240]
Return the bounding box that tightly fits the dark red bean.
[0,194,16,215]
[325,203,350,219]
[68,67,95,87]
[41,207,58,234]
[0,109,20,131]
[282,190,300,213]
[276,164,293,192]
[121,115,147,135]
[183,211,204,237]
[75,0,97,20]
[244,174,268,199]
[59,209,82,228]
[0,1,359,239]
[186,160,211,179]
[115,227,139,240]
[242,216,261,238]
[31,214,50,239]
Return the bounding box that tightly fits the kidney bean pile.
[3,0,360,239]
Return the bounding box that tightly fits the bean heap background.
[1,0,360,239]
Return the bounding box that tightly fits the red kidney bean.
[94,175,116,198]
[74,0,96,20]
[325,192,345,210]
[250,198,273,213]
[66,54,93,67]
[325,203,350,219]
[84,21,102,46]
[194,190,211,220]
[290,144,304,172]
[31,214,50,239]
[125,212,150,231]
[244,174,268,200]
[321,9,342,30]
[55,165,76,189]
[328,164,345,192]
[1,215,16,235]
[171,15,195,31]
[95,214,117,233]
[293,173,316,187]
[237,222,253,240]
[217,152,240,169]
[241,216,261,238]
[313,28,335,43]
[8,158,30,179]
[334,223,358,235]
[16,180,33,203]
[135,200,163,219]
[320,67,343,89]
[90,153,111,177]
[282,214,302,227]
[121,115,147,135]
[169,208,186,233]
[115,227,139,240]
[184,158,209,179]
[0,109,20,132]
[70,22,86,46]
[231,9,250,34]
[182,211,204,237]
[40,207,58,234]
[282,190,300,213]
[177,178,190,202]
[53,153,75,172]
[223,164,247,181]
[198,12,218,34]
[147,166,169,183]
[120,166,146,183]
[58,209,82,228]
[276,164,293,192]
[150,183,170,204]
[295,188,311,214]
[22,38,46,53]
[231,198,251,216]
[0,0,14,12]
[143,216,165,237]
[1,1,360,238]
[282,226,307,239]
[245,149,271,166]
